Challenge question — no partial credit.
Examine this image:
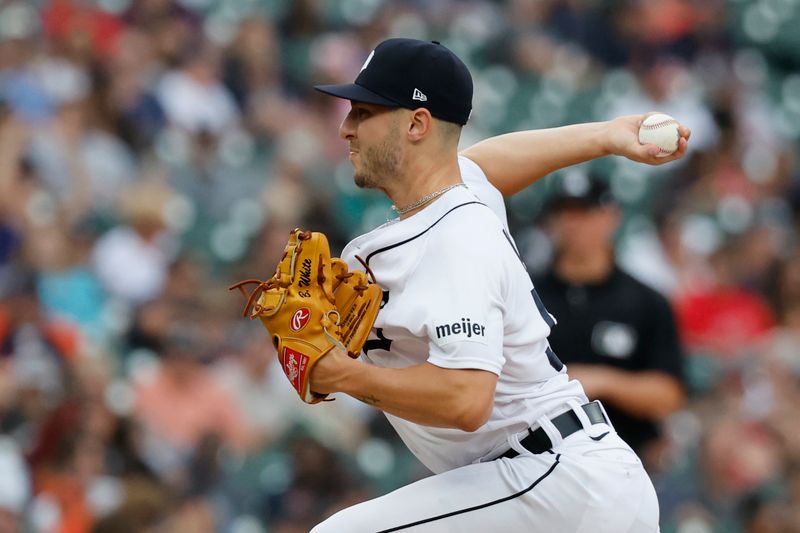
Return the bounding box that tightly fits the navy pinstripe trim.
[531,288,555,329]
[365,201,486,265]
[545,346,564,372]
[502,228,525,267]
[375,454,561,532]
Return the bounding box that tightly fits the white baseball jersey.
[341,155,587,474]
[317,156,661,533]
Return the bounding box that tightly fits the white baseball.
[638,113,680,157]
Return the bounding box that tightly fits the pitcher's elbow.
[455,400,493,432]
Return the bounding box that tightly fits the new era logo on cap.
[314,38,473,125]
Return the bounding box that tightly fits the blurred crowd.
[0,0,798,532]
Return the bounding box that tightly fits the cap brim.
[314,83,400,107]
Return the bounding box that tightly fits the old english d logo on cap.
[360,50,375,72]
[314,38,473,125]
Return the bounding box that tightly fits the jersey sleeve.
[415,209,509,375]
[458,155,508,228]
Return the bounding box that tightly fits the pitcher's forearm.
[328,360,496,431]
[461,122,609,196]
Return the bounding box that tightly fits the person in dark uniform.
[533,172,686,462]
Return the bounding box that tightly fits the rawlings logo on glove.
[230,229,382,403]
[291,308,311,331]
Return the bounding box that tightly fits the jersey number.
[531,288,564,372]
[505,228,564,372]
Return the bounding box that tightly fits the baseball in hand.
[638,113,680,157]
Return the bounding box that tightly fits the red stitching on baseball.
[641,119,678,130]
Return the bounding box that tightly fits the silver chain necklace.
[391,183,466,215]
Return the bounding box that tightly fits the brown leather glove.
[230,229,381,403]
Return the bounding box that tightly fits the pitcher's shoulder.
[427,203,508,255]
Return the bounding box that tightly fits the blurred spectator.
[618,194,687,297]
[90,476,170,533]
[674,240,777,359]
[41,0,124,62]
[0,273,76,417]
[0,2,51,123]
[214,326,297,445]
[132,321,254,482]
[21,216,105,346]
[223,17,282,113]
[0,106,33,290]
[270,436,364,532]
[27,65,136,213]
[0,437,30,533]
[155,42,239,136]
[532,173,686,462]
[97,27,167,151]
[763,253,800,373]
[30,431,108,533]
[92,178,178,306]
[608,56,720,153]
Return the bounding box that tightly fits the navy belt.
[499,401,609,459]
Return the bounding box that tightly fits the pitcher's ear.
[407,107,432,142]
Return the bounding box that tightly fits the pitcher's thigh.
[558,437,660,533]
[312,452,595,533]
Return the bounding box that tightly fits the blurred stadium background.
[0,0,798,531]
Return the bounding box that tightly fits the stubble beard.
[353,126,403,190]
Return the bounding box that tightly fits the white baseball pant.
[311,408,660,532]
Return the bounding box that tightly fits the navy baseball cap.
[314,38,473,125]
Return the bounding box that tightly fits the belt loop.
[505,431,528,457]
[534,413,563,449]
[568,399,592,429]
[595,400,616,432]
[568,399,607,439]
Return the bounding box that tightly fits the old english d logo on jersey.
[281,347,310,394]
[290,308,311,331]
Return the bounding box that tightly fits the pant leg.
[553,429,660,533]
[311,451,566,533]
[312,427,660,533]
